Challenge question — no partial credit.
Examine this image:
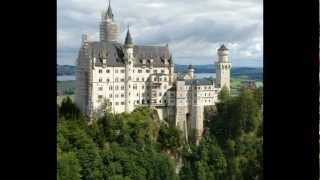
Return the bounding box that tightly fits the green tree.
[57,151,82,180]
[58,97,82,120]
[218,85,230,102]
[158,123,182,150]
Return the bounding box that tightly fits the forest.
[57,86,263,180]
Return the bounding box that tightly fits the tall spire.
[124,26,133,47]
[105,0,114,20]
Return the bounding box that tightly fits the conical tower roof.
[218,44,228,51]
[124,28,133,47]
[105,0,114,20]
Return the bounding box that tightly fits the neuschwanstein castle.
[75,2,231,143]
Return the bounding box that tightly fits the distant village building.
[75,2,232,144]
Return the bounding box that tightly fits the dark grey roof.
[185,79,212,86]
[87,41,172,67]
[124,29,133,45]
[218,44,228,51]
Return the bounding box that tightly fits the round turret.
[187,64,194,79]
[218,44,229,56]
[218,44,229,62]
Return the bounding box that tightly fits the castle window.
[121,78,124,82]
[98,87,103,91]
[106,69,110,73]
[121,102,125,105]
[121,94,124,97]
[106,79,110,83]
[98,95,103,99]
[159,100,162,103]
[159,92,162,96]
[146,69,150,73]
[115,70,119,73]
[109,86,113,90]
[115,86,119,90]
[136,100,140,104]
[109,94,112,98]
[138,69,142,73]
[164,77,167,81]
[115,102,119,105]
[121,69,125,73]
[99,78,102,82]
[142,77,145,81]
[136,77,139,81]
[142,86,144,89]
[154,77,157,81]
[161,69,165,73]
[154,70,157,73]
[159,78,162,81]
[99,69,102,73]
[115,94,119,98]
[137,93,139,97]
[121,86,124,90]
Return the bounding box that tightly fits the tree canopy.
[57,86,262,180]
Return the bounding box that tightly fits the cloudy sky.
[58,0,262,67]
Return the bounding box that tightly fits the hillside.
[57,65,75,76]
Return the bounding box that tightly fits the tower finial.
[105,0,113,20]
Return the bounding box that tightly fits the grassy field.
[230,77,263,96]
[57,80,75,95]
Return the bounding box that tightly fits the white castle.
[75,2,231,144]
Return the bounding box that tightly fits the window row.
[98,69,125,74]
[98,69,167,74]
[135,69,166,74]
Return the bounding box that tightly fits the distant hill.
[57,64,263,80]
[57,65,75,76]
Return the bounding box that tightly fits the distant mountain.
[57,64,263,81]
[57,65,75,76]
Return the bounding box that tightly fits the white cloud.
[57,0,263,67]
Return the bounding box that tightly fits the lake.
[57,73,216,81]
[57,75,76,81]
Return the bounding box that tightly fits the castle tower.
[187,64,194,79]
[124,27,134,112]
[100,0,119,42]
[215,44,231,89]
